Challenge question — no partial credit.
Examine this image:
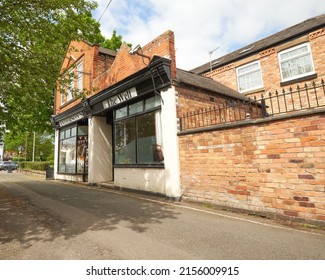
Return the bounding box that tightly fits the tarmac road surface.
[1,172,325,260]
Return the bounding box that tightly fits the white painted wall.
[160,86,181,198]
[114,168,166,194]
[88,116,113,183]
[53,129,59,179]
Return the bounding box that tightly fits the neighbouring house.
[192,14,325,97]
[179,14,325,226]
[51,31,249,198]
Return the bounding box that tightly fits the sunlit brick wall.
[178,111,325,225]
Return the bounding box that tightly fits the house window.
[60,61,84,105]
[278,43,315,82]
[236,61,263,93]
[66,69,74,102]
[58,125,88,174]
[114,96,163,165]
[77,62,83,92]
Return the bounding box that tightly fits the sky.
[92,0,325,70]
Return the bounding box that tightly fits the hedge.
[18,161,54,171]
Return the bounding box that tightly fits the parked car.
[0,161,18,171]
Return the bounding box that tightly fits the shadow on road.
[0,173,181,249]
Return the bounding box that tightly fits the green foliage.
[0,0,125,134]
[19,161,54,171]
[4,131,54,161]
[100,30,124,51]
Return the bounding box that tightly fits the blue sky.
[92,0,325,70]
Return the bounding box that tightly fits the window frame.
[77,61,83,93]
[236,60,264,93]
[278,42,315,83]
[60,60,84,106]
[113,95,163,167]
[58,124,88,174]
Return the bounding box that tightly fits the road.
[0,171,325,260]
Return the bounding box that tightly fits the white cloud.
[94,0,325,70]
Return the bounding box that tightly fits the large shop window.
[59,125,88,174]
[114,96,164,166]
[278,43,315,82]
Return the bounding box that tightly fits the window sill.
[280,73,317,87]
[242,88,265,96]
[113,164,164,169]
[57,172,87,175]
[60,96,81,109]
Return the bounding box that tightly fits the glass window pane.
[129,101,143,115]
[65,129,71,138]
[60,130,65,140]
[67,70,74,102]
[114,119,136,164]
[137,111,164,164]
[145,96,161,110]
[115,106,128,119]
[279,43,314,81]
[77,126,88,136]
[59,137,76,173]
[237,62,263,92]
[238,62,258,75]
[77,62,83,91]
[71,127,77,137]
[77,135,88,174]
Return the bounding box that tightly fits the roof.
[98,47,117,57]
[175,68,248,101]
[83,41,117,57]
[192,13,325,74]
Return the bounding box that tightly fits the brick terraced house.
[192,14,325,97]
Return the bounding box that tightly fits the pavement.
[1,171,325,260]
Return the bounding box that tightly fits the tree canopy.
[0,0,123,134]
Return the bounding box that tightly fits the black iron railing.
[262,80,325,115]
[179,79,325,131]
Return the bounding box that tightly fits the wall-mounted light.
[129,44,151,61]
[129,44,141,55]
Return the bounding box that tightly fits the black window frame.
[113,95,164,168]
[57,122,89,175]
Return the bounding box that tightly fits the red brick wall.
[176,85,227,118]
[55,31,176,116]
[104,30,176,87]
[176,85,263,130]
[178,111,325,225]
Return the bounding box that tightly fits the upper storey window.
[236,61,263,93]
[60,61,84,105]
[278,43,315,82]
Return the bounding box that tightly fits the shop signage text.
[58,112,84,127]
[103,87,138,109]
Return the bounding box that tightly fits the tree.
[4,131,54,161]
[0,0,123,134]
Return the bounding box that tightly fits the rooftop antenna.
[209,46,219,73]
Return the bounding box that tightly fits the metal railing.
[179,79,325,131]
[263,80,325,115]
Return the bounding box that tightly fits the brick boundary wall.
[178,109,325,226]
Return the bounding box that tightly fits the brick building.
[52,31,246,198]
[52,16,325,226]
[192,14,325,98]
[179,14,325,226]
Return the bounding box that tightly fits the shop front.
[53,56,181,199]
[53,106,90,182]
